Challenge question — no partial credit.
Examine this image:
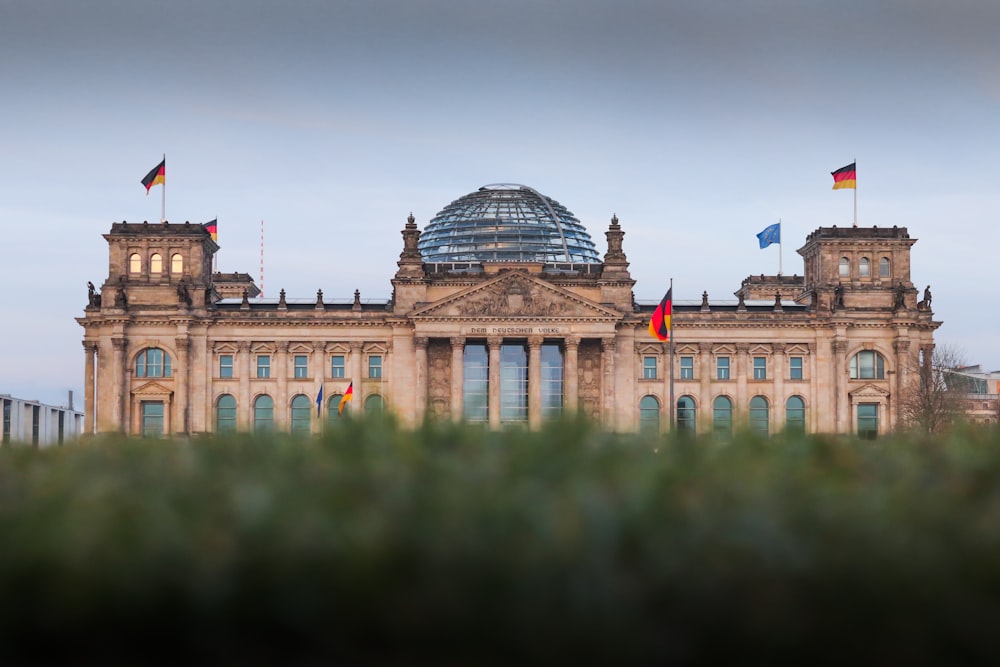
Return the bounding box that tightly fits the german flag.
[338,382,354,416]
[831,162,856,190]
[648,287,672,342]
[141,159,165,193]
[204,219,218,241]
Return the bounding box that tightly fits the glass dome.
[418,184,601,263]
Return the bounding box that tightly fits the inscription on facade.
[465,326,565,336]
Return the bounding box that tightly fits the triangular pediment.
[411,271,622,320]
[132,381,174,398]
[849,383,891,399]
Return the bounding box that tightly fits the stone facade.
[78,214,940,438]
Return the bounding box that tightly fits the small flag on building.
[648,287,672,342]
[141,159,165,194]
[831,162,856,190]
[204,219,218,241]
[756,222,781,249]
[316,385,324,416]
[338,382,354,416]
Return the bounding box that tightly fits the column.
[312,341,326,433]
[528,336,543,429]
[735,343,749,427]
[699,343,713,434]
[564,336,579,415]
[350,342,364,409]
[832,339,848,433]
[414,337,429,423]
[601,338,616,430]
[111,337,126,433]
[275,341,289,430]
[239,342,252,431]
[450,337,465,422]
[892,339,912,432]
[772,343,785,430]
[82,341,97,435]
[174,336,190,435]
[488,337,502,428]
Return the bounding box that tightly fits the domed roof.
[417,184,601,264]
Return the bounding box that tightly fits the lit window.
[294,355,308,379]
[789,356,803,380]
[753,356,767,380]
[369,355,382,379]
[150,253,163,274]
[717,357,730,380]
[219,354,233,379]
[171,253,183,274]
[331,355,345,378]
[850,351,886,379]
[643,356,657,380]
[839,257,850,277]
[859,257,870,277]
[129,253,142,274]
[680,356,694,380]
[257,355,271,378]
[879,257,891,277]
[135,348,172,378]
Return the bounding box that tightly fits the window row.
[838,256,891,279]
[211,393,385,435]
[641,350,887,381]
[639,394,807,436]
[218,353,383,379]
[129,252,184,275]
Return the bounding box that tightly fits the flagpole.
[161,153,166,223]
[778,219,783,276]
[853,158,858,227]
[668,277,675,432]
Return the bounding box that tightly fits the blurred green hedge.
[2,419,1000,664]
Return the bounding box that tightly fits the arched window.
[879,257,891,278]
[253,395,274,433]
[786,396,806,433]
[150,253,163,274]
[129,253,142,274]
[365,394,385,415]
[328,394,347,421]
[749,396,769,437]
[838,257,850,277]
[216,394,237,433]
[639,395,660,432]
[859,257,870,277]
[677,396,696,436]
[171,253,183,274]
[290,394,312,435]
[850,350,886,379]
[135,348,172,378]
[713,396,733,439]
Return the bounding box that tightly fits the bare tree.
[898,343,968,434]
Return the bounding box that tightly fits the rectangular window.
[463,344,489,422]
[753,356,767,380]
[294,355,308,379]
[369,355,382,379]
[680,356,694,380]
[541,344,564,419]
[643,356,657,380]
[857,403,878,440]
[789,356,803,380]
[142,401,164,438]
[31,405,40,446]
[2,399,10,443]
[331,355,345,378]
[219,354,233,379]
[500,344,528,423]
[717,356,730,380]
[256,355,270,378]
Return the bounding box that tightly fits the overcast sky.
[2,0,998,407]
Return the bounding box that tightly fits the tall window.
[294,355,308,379]
[857,403,878,439]
[253,395,274,433]
[216,394,237,432]
[680,356,694,380]
[31,405,40,445]
[136,348,172,378]
[150,253,163,274]
[753,357,767,380]
[839,257,850,277]
[290,395,311,435]
[879,257,891,277]
[789,356,803,380]
[463,343,488,422]
[171,253,184,274]
[786,396,806,433]
[328,394,346,421]
[859,257,870,277]
[219,354,233,379]
[749,396,769,436]
[639,395,660,432]
[141,401,164,438]
[677,396,696,435]
[256,355,271,378]
[369,355,382,379]
[643,356,657,380]
[500,344,528,424]
[365,394,385,415]
[129,253,142,274]
[850,351,886,379]
[713,396,733,439]
[2,399,10,443]
[541,343,564,419]
[331,355,345,378]
[717,357,730,380]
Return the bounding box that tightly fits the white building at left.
[1,393,84,446]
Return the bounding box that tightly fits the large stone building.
[78,184,939,437]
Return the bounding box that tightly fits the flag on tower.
[141,159,165,193]
[648,287,672,342]
[831,162,856,190]
[338,382,354,416]
[756,222,781,248]
[204,219,218,241]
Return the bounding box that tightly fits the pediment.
[411,271,622,320]
[132,381,174,398]
[213,341,239,353]
[849,383,891,399]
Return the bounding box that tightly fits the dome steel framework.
[417,184,601,264]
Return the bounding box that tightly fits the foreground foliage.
[2,419,1000,664]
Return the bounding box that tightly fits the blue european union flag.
[757,222,781,249]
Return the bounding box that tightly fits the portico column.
[414,337,429,423]
[450,337,465,421]
[239,342,252,431]
[111,337,126,433]
[275,342,289,430]
[174,336,190,435]
[488,337,502,428]
[832,339,848,433]
[82,341,97,435]
[564,336,579,415]
[528,336,543,429]
[601,338,616,430]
